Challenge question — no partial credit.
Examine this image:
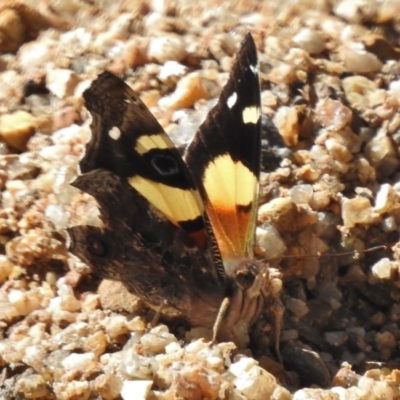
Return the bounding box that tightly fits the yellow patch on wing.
[203,154,258,260]
[242,106,260,125]
[128,175,203,225]
[135,133,174,155]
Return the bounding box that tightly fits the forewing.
[82,72,206,245]
[80,72,225,282]
[185,33,261,266]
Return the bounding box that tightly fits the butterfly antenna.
[261,245,387,264]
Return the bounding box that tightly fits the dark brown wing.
[68,169,224,328]
[79,71,225,283]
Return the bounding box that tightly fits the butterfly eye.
[87,235,108,257]
[235,263,259,290]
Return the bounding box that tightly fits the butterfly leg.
[211,297,230,344]
[273,298,285,365]
[150,300,170,328]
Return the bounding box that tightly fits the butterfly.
[67,33,282,349]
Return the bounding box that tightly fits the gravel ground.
[0,0,400,399]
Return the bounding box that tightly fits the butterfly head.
[232,259,265,297]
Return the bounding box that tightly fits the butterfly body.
[68,33,282,348]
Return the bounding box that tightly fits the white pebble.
[106,315,129,338]
[371,258,393,280]
[148,36,186,63]
[290,184,314,204]
[231,360,277,399]
[62,352,95,372]
[120,380,153,400]
[229,357,257,376]
[47,69,80,99]
[255,225,286,260]
[374,183,396,214]
[293,28,326,55]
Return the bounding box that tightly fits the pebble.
[365,131,399,177]
[267,63,297,85]
[61,352,96,372]
[334,0,364,23]
[140,328,178,354]
[293,28,326,55]
[158,60,187,85]
[273,106,299,146]
[374,183,396,214]
[255,224,286,260]
[343,47,383,74]
[53,106,77,130]
[59,28,92,56]
[53,381,91,400]
[258,197,316,233]
[120,380,153,400]
[105,315,129,339]
[325,138,353,162]
[16,374,50,399]
[290,184,313,204]
[123,37,149,68]
[284,297,309,319]
[371,258,394,280]
[341,196,379,228]
[0,111,37,151]
[294,388,339,400]
[8,289,39,316]
[325,331,349,346]
[230,357,278,400]
[375,331,396,360]
[147,35,187,63]
[0,2,60,53]
[281,346,331,387]
[18,41,55,70]
[94,374,123,400]
[160,71,219,109]
[57,281,81,312]
[316,98,352,131]
[342,75,377,110]
[98,280,143,314]
[46,69,80,99]
[83,331,108,356]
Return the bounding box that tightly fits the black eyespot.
[87,236,108,257]
[150,153,179,177]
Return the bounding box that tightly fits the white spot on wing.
[227,92,237,109]
[124,98,131,104]
[249,64,258,75]
[108,126,121,140]
[242,106,260,124]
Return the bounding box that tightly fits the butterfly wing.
[68,169,225,327]
[185,33,261,271]
[80,71,225,284]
